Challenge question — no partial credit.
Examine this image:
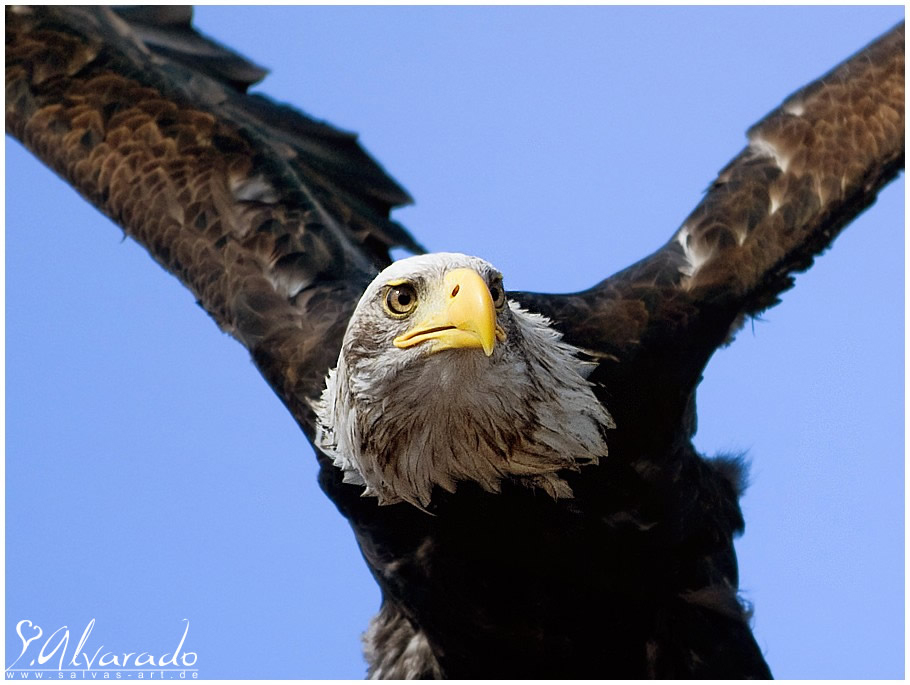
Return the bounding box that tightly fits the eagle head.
[314,253,613,509]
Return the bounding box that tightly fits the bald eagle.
[6,6,904,679]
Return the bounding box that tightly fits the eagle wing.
[6,5,419,443]
[513,22,904,452]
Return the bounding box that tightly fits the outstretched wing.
[514,23,904,449]
[6,5,421,439]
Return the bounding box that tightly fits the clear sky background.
[6,6,904,679]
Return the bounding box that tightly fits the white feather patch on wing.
[748,133,790,173]
[229,172,279,203]
[676,224,715,278]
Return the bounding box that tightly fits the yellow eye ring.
[384,283,418,317]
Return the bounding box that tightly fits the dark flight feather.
[6,6,904,678]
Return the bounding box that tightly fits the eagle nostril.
[451,284,460,297]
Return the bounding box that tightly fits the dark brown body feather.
[6,6,904,678]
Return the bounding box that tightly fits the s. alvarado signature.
[6,618,197,673]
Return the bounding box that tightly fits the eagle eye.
[489,278,506,309]
[384,283,418,317]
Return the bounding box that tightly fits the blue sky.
[6,6,903,679]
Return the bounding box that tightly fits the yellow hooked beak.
[393,268,507,357]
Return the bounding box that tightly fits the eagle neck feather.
[316,302,614,509]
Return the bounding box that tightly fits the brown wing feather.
[514,22,904,444]
[6,5,421,437]
[684,22,904,310]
